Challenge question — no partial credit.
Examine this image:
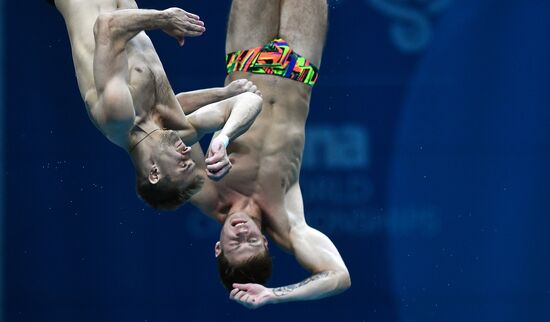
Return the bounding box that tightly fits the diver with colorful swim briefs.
[179,0,351,308]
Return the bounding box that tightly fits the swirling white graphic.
[367,0,452,53]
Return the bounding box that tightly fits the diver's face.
[154,130,196,184]
[216,213,267,264]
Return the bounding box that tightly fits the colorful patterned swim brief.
[226,38,319,87]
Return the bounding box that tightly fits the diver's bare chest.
[126,38,167,92]
[226,140,300,190]
[128,62,154,87]
[127,57,171,107]
[127,50,162,83]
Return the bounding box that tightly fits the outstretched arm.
[185,91,262,147]
[176,79,260,114]
[271,225,351,302]
[229,184,351,309]
[230,226,351,308]
[95,7,205,47]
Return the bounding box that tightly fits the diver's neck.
[127,118,163,175]
[129,117,162,144]
[228,199,263,227]
[127,114,165,151]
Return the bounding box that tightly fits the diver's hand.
[205,136,232,181]
[162,8,205,46]
[224,79,262,98]
[230,283,274,309]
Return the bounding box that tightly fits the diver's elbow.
[340,271,351,290]
[333,270,351,292]
[249,92,263,115]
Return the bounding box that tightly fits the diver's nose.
[236,228,248,237]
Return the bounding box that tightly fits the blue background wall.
[3,0,550,321]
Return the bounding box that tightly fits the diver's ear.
[262,235,268,249]
[148,164,160,184]
[214,241,222,257]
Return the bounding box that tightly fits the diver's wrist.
[217,134,230,148]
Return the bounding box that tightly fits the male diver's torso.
[210,71,311,227]
[59,0,180,130]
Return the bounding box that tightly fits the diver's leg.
[226,0,282,54]
[279,0,328,67]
